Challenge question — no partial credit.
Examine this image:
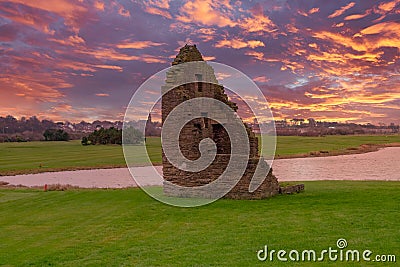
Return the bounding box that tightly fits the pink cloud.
[145,6,172,19]
[253,76,270,83]
[3,0,88,33]
[116,40,166,49]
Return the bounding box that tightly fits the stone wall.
[162,45,280,199]
[279,184,305,194]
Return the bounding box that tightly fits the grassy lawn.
[0,181,398,266]
[0,140,125,175]
[0,135,399,175]
[0,138,161,175]
[275,135,400,157]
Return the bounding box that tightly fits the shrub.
[43,129,69,141]
[82,127,124,145]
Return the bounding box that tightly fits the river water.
[1,147,399,188]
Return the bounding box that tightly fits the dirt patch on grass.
[0,181,29,189]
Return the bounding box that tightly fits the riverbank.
[1,147,399,188]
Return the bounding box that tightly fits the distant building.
[290,118,305,126]
[308,118,317,127]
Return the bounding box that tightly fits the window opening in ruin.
[194,123,202,131]
[195,74,203,92]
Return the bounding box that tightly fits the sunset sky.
[0,0,399,124]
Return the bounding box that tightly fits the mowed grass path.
[0,181,399,266]
[0,135,399,175]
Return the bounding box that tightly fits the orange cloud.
[42,105,126,122]
[307,51,383,63]
[378,0,400,12]
[0,5,56,34]
[344,92,400,104]
[49,56,122,73]
[0,72,69,105]
[372,0,400,22]
[297,10,308,17]
[304,92,335,99]
[203,56,216,61]
[286,24,299,33]
[146,0,170,9]
[312,31,367,51]
[267,87,398,122]
[328,2,356,18]
[49,35,86,46]
[7,0,85,16]
[253,76,270,83]
[245,51,265,61]
[76,48,166,63]
[239,13,277,33]
[333,22,345,27]
[50,104,73,112]
[142,0,172,18]
[177,0,236,27]
[94,65,123,72]
[196,28,216,42]
[344,10,372,20]
[2,0,398,124]
[215,39,265,49]
[197,28,216,35]
[360,21,400,36]
[116,41,166,49]
[308,43,318,49]
[57,61,97,72]
[244,51,281,62]
[118,6,130,17]
[94,1,105,11]
[314,28,400,53]
[280,60,305,73]
[308,7,320,14]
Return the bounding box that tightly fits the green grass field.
[0,135,399,175]
[0,138,160,175]
[0,181,398,266]
[274,134,400,157]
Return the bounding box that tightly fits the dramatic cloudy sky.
[0,0,399,124]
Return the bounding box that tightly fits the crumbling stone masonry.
[162,45,283,199]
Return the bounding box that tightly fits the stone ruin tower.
[161,44,280,199]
